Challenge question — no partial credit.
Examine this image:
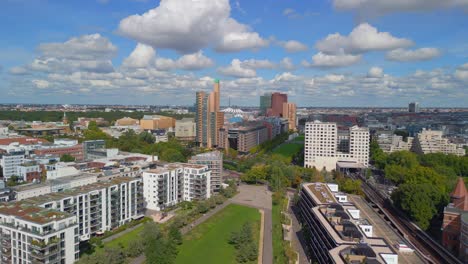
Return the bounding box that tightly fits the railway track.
[353,174,462,264]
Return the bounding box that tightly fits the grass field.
[103,224,144,250]
[295,135,305,142]
[273,143,303,158]
[175,204,261,264]
[272,200,287,264]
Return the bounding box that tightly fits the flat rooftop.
[23,177,139,205]
[0,202,73,224]
[306,182,337,204]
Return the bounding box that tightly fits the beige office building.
[140,115,175,130]
[282,102,297,131]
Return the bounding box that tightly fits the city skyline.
[0,0,467,107]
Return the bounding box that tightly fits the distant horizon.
[0,102,468,109]
[1,1,467,106]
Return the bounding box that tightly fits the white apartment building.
[0,202,79,264]
[22,177,144,241]
[143,163,211,211]
[412,129,466,156]
[304,121,369,171]
[1,153,25,180]
[189,151,223,192]
[16,162,41,182]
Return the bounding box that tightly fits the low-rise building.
[16,161,41,182]
[82,140,106,160]
[189,151,223,192]
[143,163,211,211]
[140,115,175,130]
[115,117,139,127]
[0,202,79,264]
[297,182,398,264]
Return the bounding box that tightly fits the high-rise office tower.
[270,92,288,117]
[282,102,297,131]
[408,102,420,113]
[195,80,223,148]
[260,93,272,114]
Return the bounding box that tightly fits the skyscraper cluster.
[261,92,297,131]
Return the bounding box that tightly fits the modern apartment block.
[1,153,25,180]
[297,182,398,264]
[195,80,224,148]
[20,177,144,241]
[304,121,369,171]
[142,163,211,211]
[189,151,223,192]
[412,129,465,156]
[0,202,79,264]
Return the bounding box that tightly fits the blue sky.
[0,0,467,107]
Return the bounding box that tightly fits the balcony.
[30,246,59,260]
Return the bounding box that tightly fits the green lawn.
[176,204,261,264]
[295,135,305,142]
[272,199,287,264]
[104,224,144,249]
[273,143,303,158]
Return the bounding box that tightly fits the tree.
[168,225,183,245]
[60,154,76,162]
[139,131,155,144]
[242,164,268,184]
[160,148,185,162]
[392,183,448,230]
[126,239,144,257]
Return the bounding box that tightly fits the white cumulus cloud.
[333,0,468,17]
[155,51,214,71]
[218,59,256,78]
[117,0,268,53]
[122,43,156,68]
[386,48,441,62]
[316,23,413,54]
[368,67,383,78]
[280,40,308,53]
[303,52,362,68]
[241,59,276,69]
